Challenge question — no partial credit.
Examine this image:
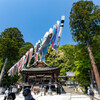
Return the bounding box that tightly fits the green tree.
[69,0,100,93]
[19,42,34,58]
[0,27,24,86]
[0,27,24,60]
[91,35,100,73]
[46,45,76,76]
[74,44,91,86]
[19,42,34,65]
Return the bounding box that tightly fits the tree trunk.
[88,69,94,92]
[86,40,100,96]
[0,58,8,86]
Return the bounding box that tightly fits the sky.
[0,0,100,46]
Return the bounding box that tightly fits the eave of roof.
[21,67,60,72]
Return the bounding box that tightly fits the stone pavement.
[36,94,90,100]
[0,92,100,100]
[0,93,93,100]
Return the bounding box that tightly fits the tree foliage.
[0,27,24,60]
[46,45,76,76]
[19,42,34,66]
[91,35,100,73]
[69,0,100,87]
[74,44,91,86]
[0,27,34,86]
[70,0,100,43]
[19,42,34,58]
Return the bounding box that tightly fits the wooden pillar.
[54,73,57,83]
[22,74,26,83]
[35,75,37,83]
[27,75,29,83]
[43,75,45,85]
[51,74,53,82]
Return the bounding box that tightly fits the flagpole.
[0,58,8,85]
[55,16,65,58]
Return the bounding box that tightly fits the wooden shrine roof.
[20,61,61,76]
[29,61,52,68]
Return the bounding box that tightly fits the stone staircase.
[62,86,76,94]
[62,86,84,95]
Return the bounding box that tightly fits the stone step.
[62,86,76,93]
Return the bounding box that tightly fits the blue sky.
[0,0,100,46]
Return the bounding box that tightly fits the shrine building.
[20,61,61,86]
